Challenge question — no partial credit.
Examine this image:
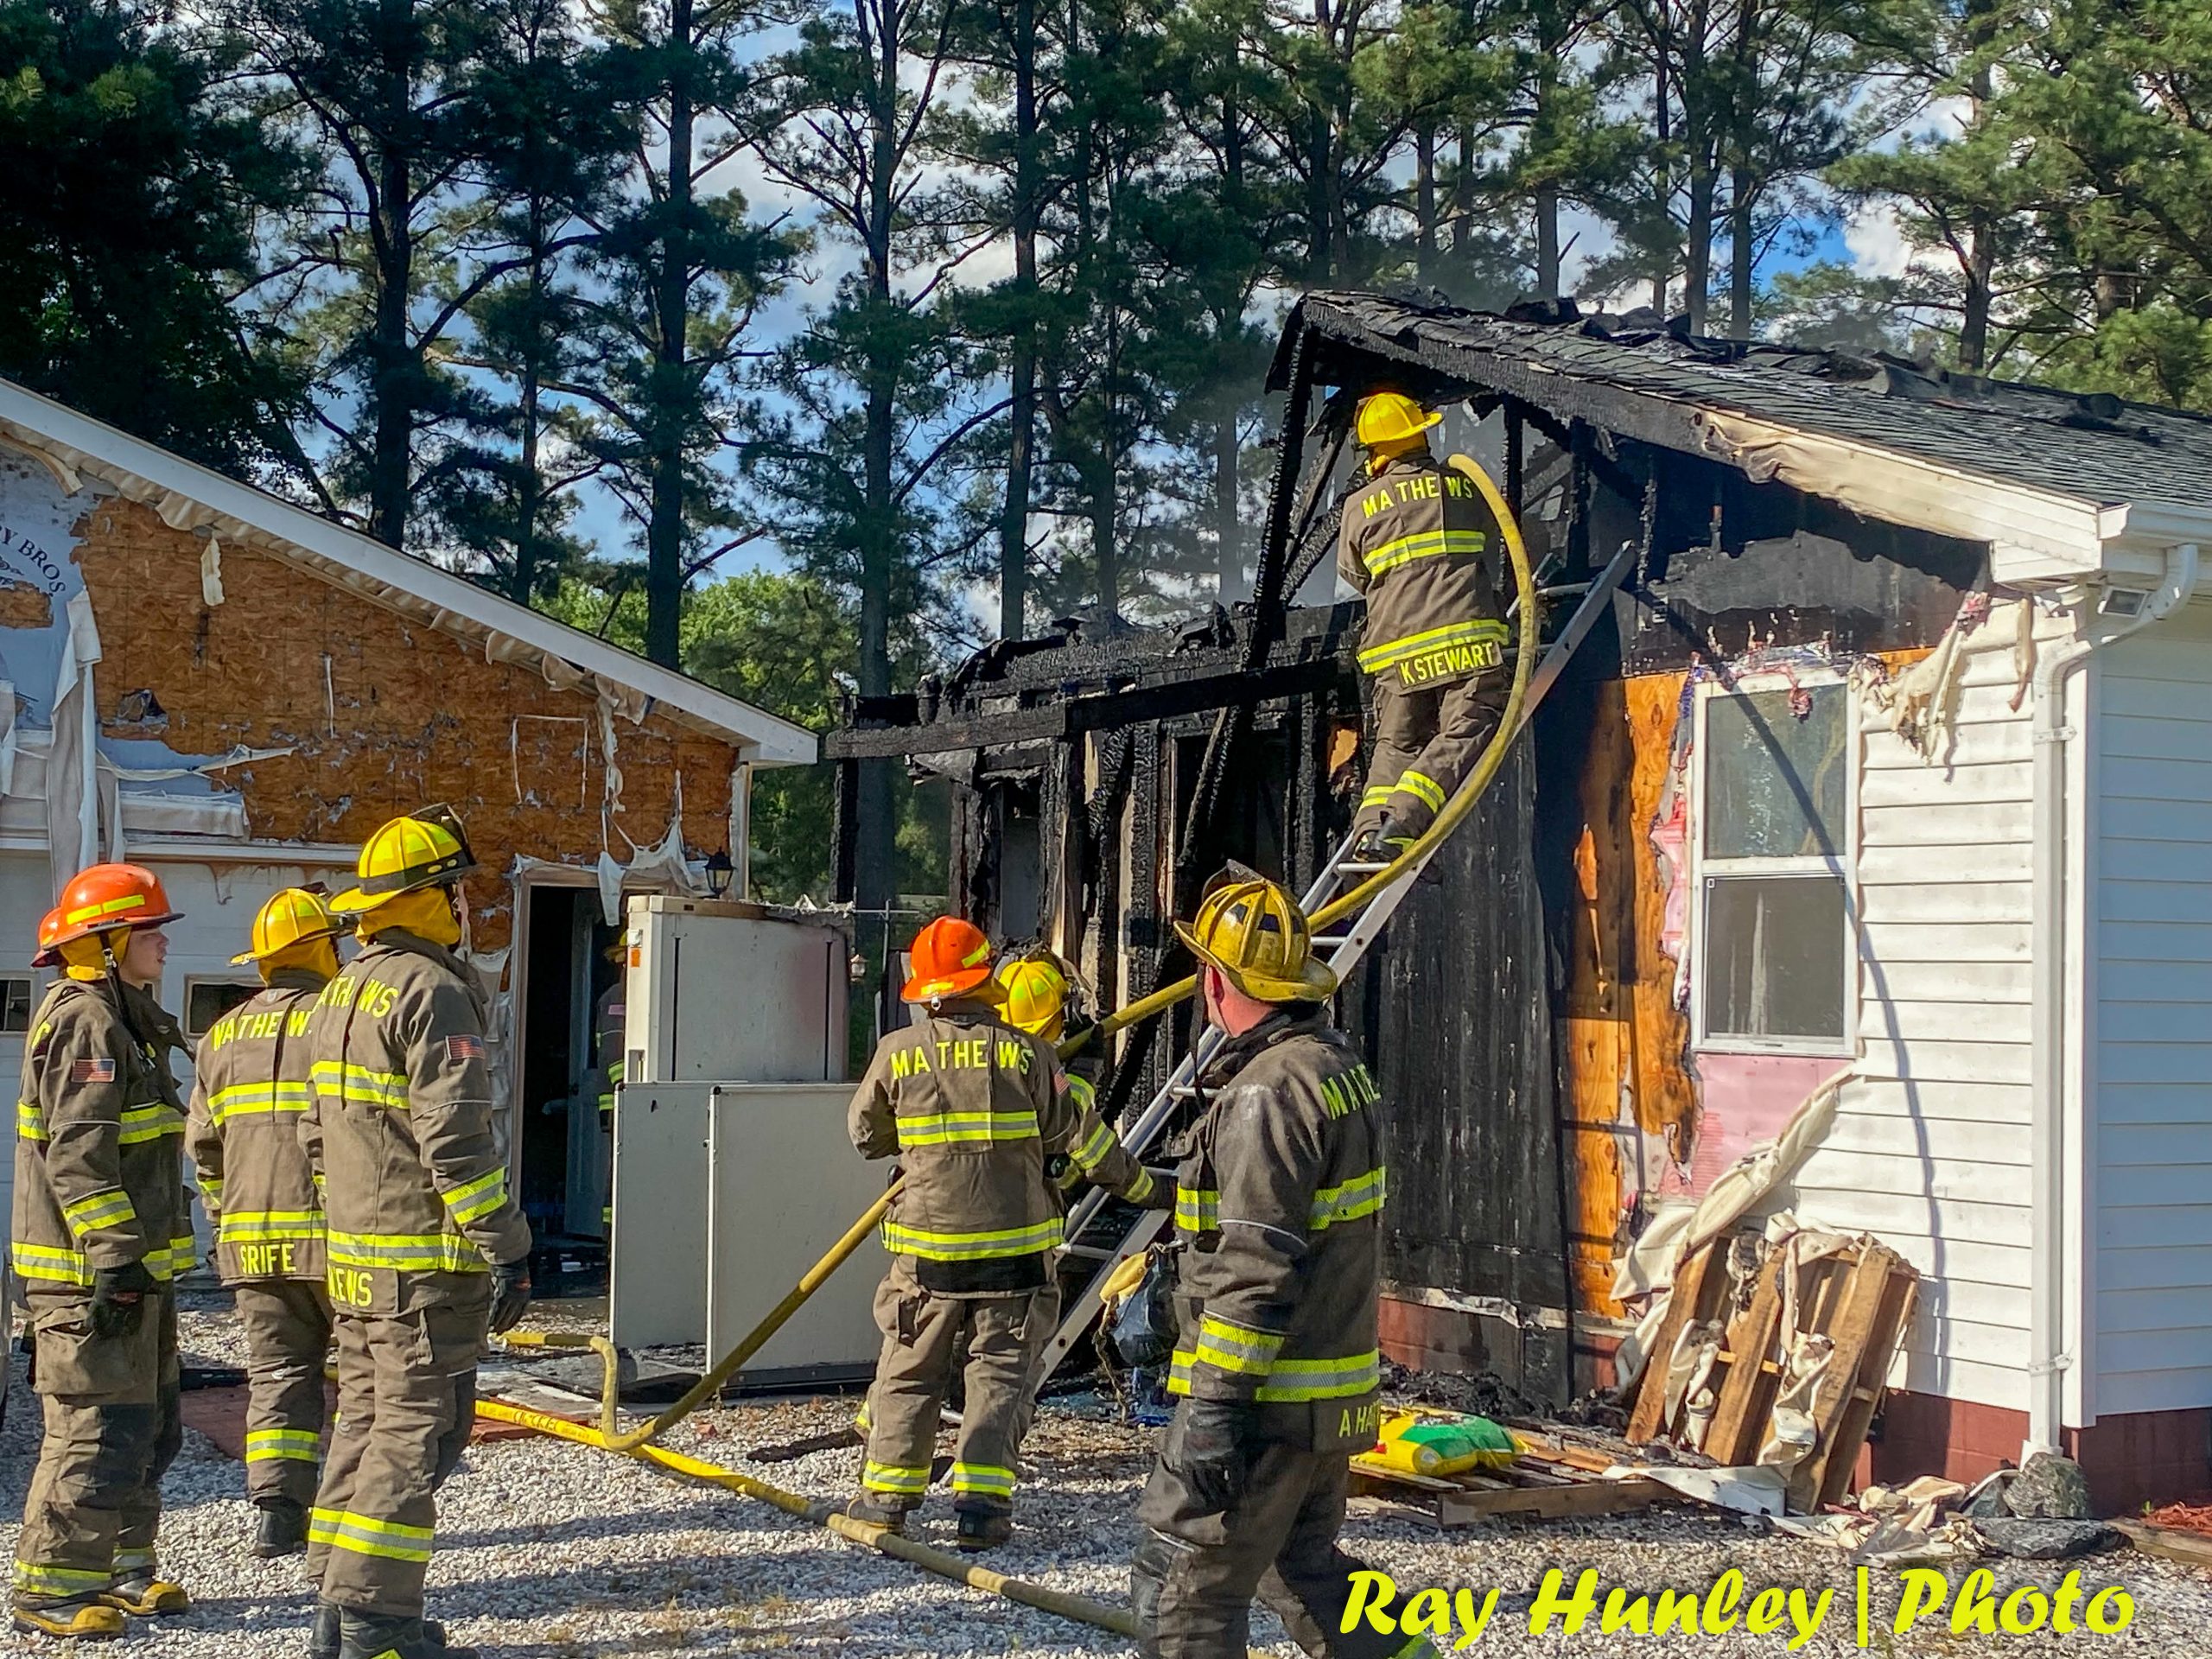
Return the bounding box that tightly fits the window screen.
[1704,685,1847,859]
[1702,874,1847,1044]
[1698,683,1852,1052]
[186,979,259,1038]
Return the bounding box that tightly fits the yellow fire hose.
[485,448,1535,1650]
[471,1395,1140,1640]
[1052,451,1540,1039]
[515,448,1538,1452]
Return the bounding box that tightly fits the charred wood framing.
[833,288,2036,1404]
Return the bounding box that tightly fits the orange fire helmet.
[901,917,1004,1004]
[30,906,61,968]
[51,863,181,950]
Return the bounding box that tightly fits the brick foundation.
[1853,1391,2212,1516]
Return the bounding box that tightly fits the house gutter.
[2027,543,2199,1457]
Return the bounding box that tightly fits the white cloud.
[1845,199,1916,278]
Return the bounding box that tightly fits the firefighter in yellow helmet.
[185,887,346,1562]
[1338,390,1510,862]
[1129,868,1413,1659]
[11,864,194,1640]
[301,810,531,1659]
[995,953,1163,1205]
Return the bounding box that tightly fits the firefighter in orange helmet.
[10,864,194,1640]
[846,918,1097,1549]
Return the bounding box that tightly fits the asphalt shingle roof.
[1284,289,2212,514]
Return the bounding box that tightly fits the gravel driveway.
[2,1297,2206,1656]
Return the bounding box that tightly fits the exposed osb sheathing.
[1561,650,1937,1321]
[74,498,738,950]
[1560,672,1697,1319]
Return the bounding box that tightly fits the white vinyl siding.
[1773,627,2051,1411]
[2089,596,2212,1419]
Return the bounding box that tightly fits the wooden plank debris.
[1625,1230,1920,1514]
[1350,1437,1676,1528]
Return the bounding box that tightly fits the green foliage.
[0,0,306,474]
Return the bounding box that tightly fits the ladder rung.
[1313,934,1351,948]
[1168,1084,1200,1098]
[1062,1243,1116,1261]
[1337,861,1393,874]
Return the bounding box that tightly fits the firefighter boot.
[256,1497,309,1559]
[100,1573,190,1616]
[11,1595,128,1640]
[1349,812,1412,864]
[338,1611,478,1659]
[842,1493,915,1535]
[955,1503,1014,1552]
[311,1602,445,1659]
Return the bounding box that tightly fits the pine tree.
[564,0,799,665]
[439,0,626,603]
[0,1,307,476]
[226,0,518,545]
[746,0,995,917]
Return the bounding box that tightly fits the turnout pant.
[1130,1408,1416,1659]
[308,1279,492,1618]
[1351,670,1507,843]
[236,1279,336,1509]
[860,1257,1058,1514]
[13,1290,182,1606]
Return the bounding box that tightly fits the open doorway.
[516,883,626,1246]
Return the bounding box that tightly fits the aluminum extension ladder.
[1036,536,1640,1379]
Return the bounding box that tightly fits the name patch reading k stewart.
[71,1057,116,1082]
[447,1034,486,1063]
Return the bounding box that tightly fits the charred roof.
[1276,289,2212,516]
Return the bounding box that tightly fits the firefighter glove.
[488,1257,533,1335]
[90,1261,158,1340]
[1178,1395,1258,1515]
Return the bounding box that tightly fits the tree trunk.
[1959,0,1997,372]
[512,200,547,602]
[1215,409,1243,602]
[1684,150,1713,334]
[998,0,1038,642]
[644,0,694,667]
[1416,126,1437,283]
[855,0,902,918]
[367,0,415,549]
[1535,182,1560,297]
[1728,168,1753,340]
[1650,42,1671,314]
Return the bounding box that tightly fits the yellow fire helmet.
[331,806,480,915]
[1173,865,1338,1004]
[1354,391,1441,450]
[232,887,345,966]
[995,954,1070,1041]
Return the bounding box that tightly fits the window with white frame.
[1694,679,1853,1053]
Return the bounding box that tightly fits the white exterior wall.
[1775,613,2063,1414]
[2088,594,2212,1420]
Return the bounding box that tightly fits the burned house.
[836,289,2212,1511]
[0,377,815,1256]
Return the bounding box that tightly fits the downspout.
[2027,543,2200,1458]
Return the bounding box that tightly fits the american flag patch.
[446,1034,486,1064]
[71,1058,117,1083]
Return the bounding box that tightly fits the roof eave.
[1689,408,2110,580]
[0,381,817,766]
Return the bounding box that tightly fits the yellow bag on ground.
[1355,1410,1519,1478]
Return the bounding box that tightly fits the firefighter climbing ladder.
[515,454,1633,1459]
[1034,524,1640,1379]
